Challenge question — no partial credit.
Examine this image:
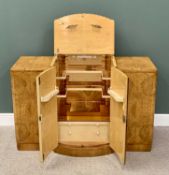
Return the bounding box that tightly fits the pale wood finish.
[60,142,108,147]
[40,88,59,102]
[116,57,157,151]
[65,70,103,82]
[59,122,109,144]
[36,67,58,161]
[54,14,114,55]
[108,89,124,102]
[11,56,54,150]
[65,55,111,77]
[112,56,117,67]
[109,67,128,164]
[65,70,111,82]
[50,56,58,66]
[66,55,105,66]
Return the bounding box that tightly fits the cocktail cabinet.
[11,14,157,164]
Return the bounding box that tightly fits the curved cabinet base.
[54,143,113,157]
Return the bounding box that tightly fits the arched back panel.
[54,14,115,55]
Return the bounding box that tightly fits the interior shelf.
[108,89,124,102]
[59,115,109,122]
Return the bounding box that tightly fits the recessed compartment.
[55,54,111,123]
[57,87,110,122]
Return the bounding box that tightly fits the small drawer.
[59,122,109,145]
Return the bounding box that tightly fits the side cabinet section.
[11,71,40,150]
[117,57,157,151]
[126,72,157,151]
[10,56,54,150]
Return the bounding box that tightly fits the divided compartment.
[56,55,111,76]
[55,55,112,122]
[65,55,111,77]
[57,88,110,122]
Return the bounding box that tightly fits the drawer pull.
[68,130,72,135]
[96,131,100,136]
[91,24,102,29]
[96,123,100,127]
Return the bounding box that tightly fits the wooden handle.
[66,24,78,29]
[91,24,102,29]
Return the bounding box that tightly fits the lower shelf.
[59,115,109,122]
[59,141,107,147]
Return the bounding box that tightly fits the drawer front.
[59,122,109,145]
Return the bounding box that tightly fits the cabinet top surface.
[11,56,54,71]
[116,57,157,73]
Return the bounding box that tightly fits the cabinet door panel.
[36,67,59,161]
[109,67,128,164]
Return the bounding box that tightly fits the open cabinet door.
[36,67,59,161]
[108,67,128,165]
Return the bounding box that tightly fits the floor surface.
[0,127,169,175]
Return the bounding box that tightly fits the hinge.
[40,153,45,162]
[122,115,126,123]
[38,115,42,122]
[38,78,41,85]
[42,153,45,161]
[112,57,117,67]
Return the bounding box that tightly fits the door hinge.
[38,78,41,85]
[38,115,42,122]
[122,115,126,123]
[42,153,45,161]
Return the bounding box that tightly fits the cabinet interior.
[55,55,112,122]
